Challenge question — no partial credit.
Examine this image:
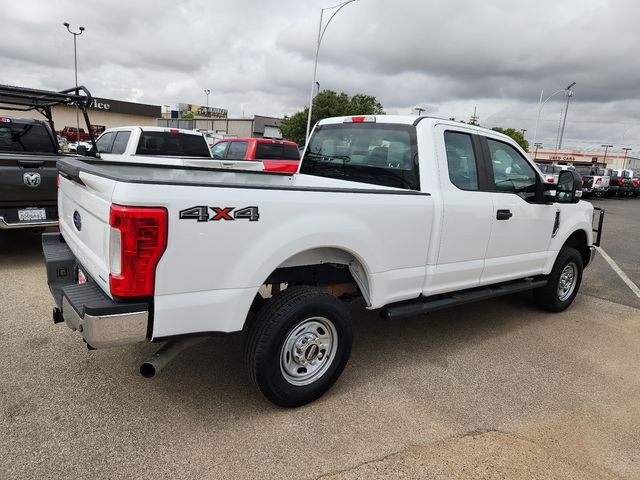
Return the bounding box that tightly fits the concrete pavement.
[1,204,639,479]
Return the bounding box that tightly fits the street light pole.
[64,22,85,144]
[204,89,210,118]
[622,147,632,169]
[601,144,613,166]
[532,82,576,148]
[414,106,426,116]
[304,0,358,146]
[557,83,576,149]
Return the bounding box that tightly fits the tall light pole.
[533,142,543,160]
[622,147,632,169]
[63,22,85,144]
[532,82,576,148]
[601,144,613,166]
[305,0,358,145]
[204,89,210,118]
[414,106,426,116]
[557,82,576,149]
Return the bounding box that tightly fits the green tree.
[181,112,194,119]
[280,90,385,145]
[492,127,529,151]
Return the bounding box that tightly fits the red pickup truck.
[57,126,90,141]
[211,137,300,173]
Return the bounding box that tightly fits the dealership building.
[531,148,640,171]
[0,96,161,135]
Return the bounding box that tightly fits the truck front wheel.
[244,286,353,407]
[534,247,583,312]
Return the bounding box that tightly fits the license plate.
[18,208,46,221]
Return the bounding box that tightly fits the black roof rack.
[0,84,97,153]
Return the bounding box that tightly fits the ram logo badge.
[23,172,41,187]
[179,206,259,222]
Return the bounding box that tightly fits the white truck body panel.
[56,116,595,340]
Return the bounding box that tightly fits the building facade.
[530,148,639,171]
[0,96,161,135]
[157,115,284,139]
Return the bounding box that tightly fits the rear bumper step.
[381,278,548,321]
[42,232,149,348]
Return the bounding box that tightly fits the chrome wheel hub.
[557,262,577,301]
[280,316,337,386]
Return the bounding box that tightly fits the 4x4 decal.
[179,206,259,222]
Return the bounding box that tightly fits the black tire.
[534,247,583,312]
[244,286,353,407]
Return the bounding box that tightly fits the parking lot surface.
[1,197,639,479]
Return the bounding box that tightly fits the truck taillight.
[619,178,624,186]
[109,204,168,298]
[547,178,554,183]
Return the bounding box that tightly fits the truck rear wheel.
[534,247,583,312]
[244,286,353,407]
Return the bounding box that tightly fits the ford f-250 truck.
[43,115,604,407]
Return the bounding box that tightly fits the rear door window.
[226,141,248,159]
[300,123,419,190]
[444,131,479,190]
[111,131,131,155]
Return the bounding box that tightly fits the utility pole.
[622,147,632,169]
[469,106,479,125]
[204,89,210,118]
[601,144,613,166]
[63,22,85,144]
[533,142,543,160]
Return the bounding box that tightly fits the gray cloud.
[1,0,639,152]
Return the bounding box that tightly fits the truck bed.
[57,158,425,194]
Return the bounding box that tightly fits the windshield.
[299,123,420,190]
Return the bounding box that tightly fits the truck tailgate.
[58,171,115,296]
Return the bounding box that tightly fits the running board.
[381,278,548,321]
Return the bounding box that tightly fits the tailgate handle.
[18,159,46,167]
[496,209,513,220]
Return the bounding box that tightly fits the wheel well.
[260,248,371,305]
[563,230,590,266]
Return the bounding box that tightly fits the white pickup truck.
[43,115,604,407]
[94,126,263,170]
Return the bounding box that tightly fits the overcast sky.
[1,0,639,153]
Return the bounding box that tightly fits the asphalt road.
[1,198,639,480]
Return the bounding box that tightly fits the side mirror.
[76,145,87,156]
[556,170,583,203]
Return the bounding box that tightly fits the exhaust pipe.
[140,337,206,378]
